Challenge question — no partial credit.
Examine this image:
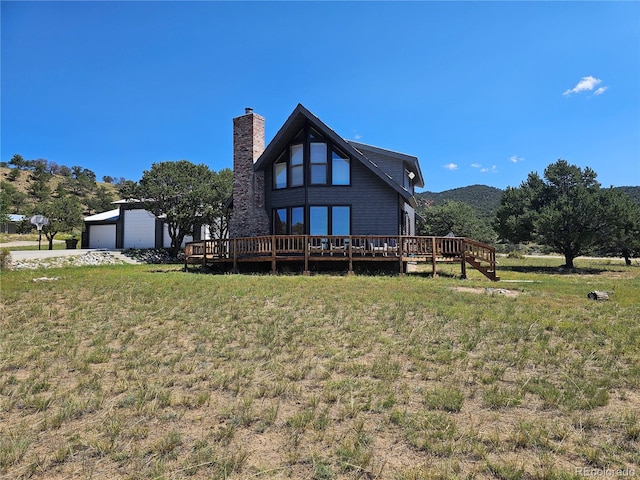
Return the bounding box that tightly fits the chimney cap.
[245,107,253,114]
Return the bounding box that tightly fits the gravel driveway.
[1,242,140,265]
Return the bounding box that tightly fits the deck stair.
[461,238,500,281]
[465,255,500,282]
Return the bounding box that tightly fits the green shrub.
[0,248,11,269]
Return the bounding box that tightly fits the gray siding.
[264,154,401,235]
[255,111,419,237]
[357,149,405,187]
[264,167,306,211]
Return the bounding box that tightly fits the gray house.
[84,104,424,252]
[229,104,424,239]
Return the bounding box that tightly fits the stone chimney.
[229,108,270,238]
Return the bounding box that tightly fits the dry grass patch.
[1,258,639,478]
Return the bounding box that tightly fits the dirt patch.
[452,286,520,297]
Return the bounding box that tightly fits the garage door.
[89,224,116,249]
[163,224,193,249]
[123,209,156,249]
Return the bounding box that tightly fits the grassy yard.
[1,233,69,251]
[1,258,638,479]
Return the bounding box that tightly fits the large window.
[332,206,350,235]
[332,150,350,185]
[274,154,287,189]
[275,205,350,235]
[310,143,327,184]
[309,206,350,235]
[274,208,287,234]
[291,207,304,234]
[290,144,304,187]
[273,206,305,235]
[274,144,305,189]
[272,126,351,189]
[309,206,328,235]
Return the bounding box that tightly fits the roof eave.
[347,140,425,189]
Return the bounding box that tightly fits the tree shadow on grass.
[499,265,609,275]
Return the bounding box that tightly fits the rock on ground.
[8,252,125,270]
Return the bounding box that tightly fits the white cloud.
[480,167,489,173]
[593,86,608,96]
[509,155,524,163]
[481,165,498,173]
[563,75,606,96]
[471,163,482,168]
[443,163,458,171]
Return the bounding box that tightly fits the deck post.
[348,235,354,275]
[271,235,277,274]
[431,236,437,278]
[491,250,496,280]
[304,235,310,275]
[460,239,467,279]
[232,238,238,273]
[398,236,404,276]
[202,241,207,268]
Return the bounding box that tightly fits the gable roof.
[84,208,120,223]
[253,104,422,206]
[346,141,424,190]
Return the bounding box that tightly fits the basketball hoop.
[30,215,49,250]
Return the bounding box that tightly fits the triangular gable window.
[273,152,287,189]
[309,128,322,140]
[293,128,305,143]
[272,123,350,189]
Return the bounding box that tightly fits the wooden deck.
[184,235,499,281]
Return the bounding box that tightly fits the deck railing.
[185,235,498,280]
[464,237,496,265]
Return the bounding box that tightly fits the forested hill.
[3,154,638,222]
[416,184,640,219]
[615,186,640,205]
[416,185,503,219]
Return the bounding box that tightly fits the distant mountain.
[614,186,640,206]
[416,185,503,219]
[416,185,640,219]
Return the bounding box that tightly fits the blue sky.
[2,1,639,192]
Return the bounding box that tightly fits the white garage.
[85,204,210,250]
[123,209,157,249]
[84,208,119,249]
[162,224,195,249]
[89,224,117,249]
